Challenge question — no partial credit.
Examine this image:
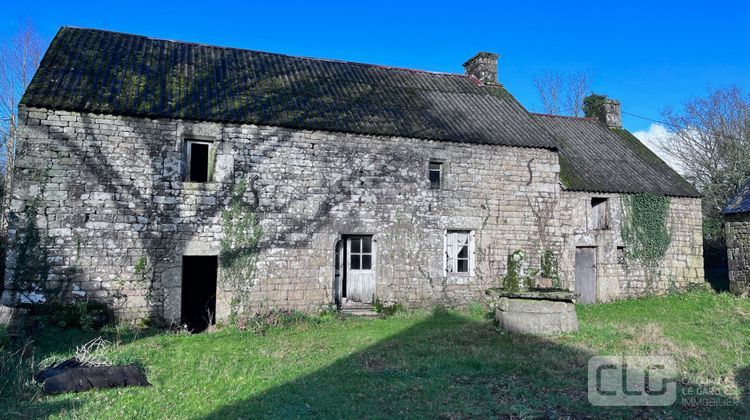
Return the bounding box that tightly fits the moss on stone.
[502,250,528,291]
[541,250,561,289]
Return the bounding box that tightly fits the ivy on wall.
[12,194,51,302]
[621,193,672,264]
[10,168,75,305]
[132,254,158,311]
[219,178,262,319]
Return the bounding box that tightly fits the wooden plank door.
[575,247,597,304]
[334,239,343,306]
[346,236,375,303]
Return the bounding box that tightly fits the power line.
[621,111,680,129]
[620,110,700,134]
[622,110,748,143]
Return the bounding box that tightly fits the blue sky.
[2,0,748,132]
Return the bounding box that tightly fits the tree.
[659,85,750,247]
[582,94,608,121]
[533,70,593,117]
[0,19,44,230]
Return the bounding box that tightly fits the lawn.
[2,290,749,418]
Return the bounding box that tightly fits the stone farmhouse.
[3,27,704,329]
[724,177,750,295]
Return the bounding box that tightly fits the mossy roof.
[533,114,700,197]
[21,27,558,149]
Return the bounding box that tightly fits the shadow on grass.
[195,311,581,418]
[5,309,750,418]
[197,310,748,419]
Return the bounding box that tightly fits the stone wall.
[559,192,704,301]
[4,107,563,321]
[726,213,750,296]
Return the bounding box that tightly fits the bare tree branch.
[564,70,592,117]
[659,85,750,241]
[0,19,45,231]
[533,72,563,115]
[533,70,592,117]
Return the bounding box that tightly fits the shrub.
[374,299,404,316]
[318,304,341,320]
[465,301,492,320]
[235,309,309,335]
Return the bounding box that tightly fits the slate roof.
[21,27,558,149]
[724,177,750,214]
[23,27,701,198]
[533,114,700,197]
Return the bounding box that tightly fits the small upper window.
[186,140,213,182]
[591,197,609,230]
[429,161,443,189]
[446,230,473,274]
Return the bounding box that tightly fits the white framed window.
[445,230,474,275]
[185,140,214,182]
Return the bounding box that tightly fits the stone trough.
[486,288,579,335]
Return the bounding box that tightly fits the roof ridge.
[530,112,598,122]
[60,26,470,80]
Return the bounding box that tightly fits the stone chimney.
[463,52,499,84]
[600,99,622,129]
[584,95,622,129]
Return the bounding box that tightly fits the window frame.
[444,230,475,276]
[185,139,214,183]
[428,160,443,190]
[348,236,373,271]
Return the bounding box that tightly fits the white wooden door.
[346,236,375,303]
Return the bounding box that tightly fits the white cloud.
[632,123,685,174]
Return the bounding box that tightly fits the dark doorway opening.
[181,255,217,332]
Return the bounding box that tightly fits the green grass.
[2,291,750,418]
